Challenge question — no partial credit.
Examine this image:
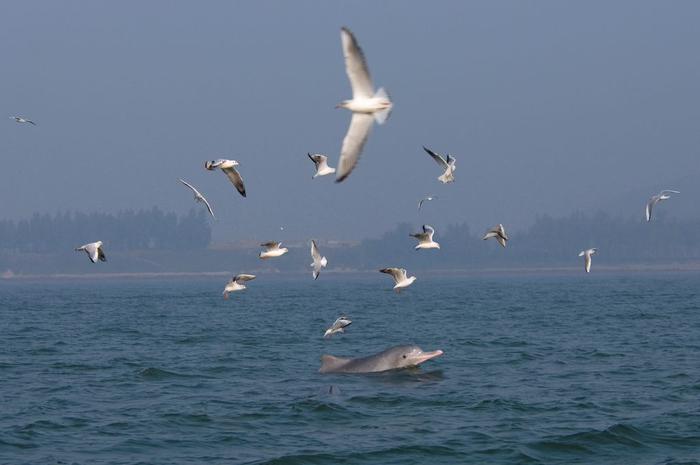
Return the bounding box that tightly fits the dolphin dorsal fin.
[319,355,349,373]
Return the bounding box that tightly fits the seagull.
[645,190,680,222]
[223,274,256,299]
[423,146,456,183]
[410,225,440,250]
[310,239,328,280]
[578,248,597,273]
[334,27,393,183]
[483,224,508,248]
[10,116,36,126]
[418,196,437,210]
[324,315,352,338]
[204,159,246,197]
[178,179,215,219]
[308,153,336,178]
[259,241,288,259]
[379,267,416,292]
[75,241,106,263]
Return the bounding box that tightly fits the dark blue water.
[1,273,699,465]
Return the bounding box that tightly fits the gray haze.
[1,1,698,242]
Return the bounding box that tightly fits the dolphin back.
[319,355,350,373]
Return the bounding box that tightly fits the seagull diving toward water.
[410,225,440,250]
[423,146,456,183]
[223,274,256,299]
[178,179,215,219]
[483,224,508,248]
[10,116,36,125]
[308,153,336,178]
[418,196,437,210]
[310,240,328,280]
[578,248,597,273]
[324,315,352,338]
[75,241,106,263]
[334,27,393,182]
[204,159,246,197]
[645,190,680,222]
[379,267,416,292]
[259,242,288,259]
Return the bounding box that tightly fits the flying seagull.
[379,267,416,292]
[645,190,680,222]
[418,196,437,210]
[223,274,256,299]
[204,159,246,197]
[178,179,215,219]
[259,241,288,259]
[10,116,36,125]
[410,225,440,250]
[308,153,336,178]
[310,239,328,280]
[423,146,456,183]
[75,241,106,263]
[324,315,352,338]
[483,224,508,248]
[335,27,393,182]
[578,248,597,273]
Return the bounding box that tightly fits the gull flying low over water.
[75,241,106,263]
[204,159,246,197]
[483,224,508,248]
[423,146,456,183]
[308,153,336,178]
[380,267,416,292]
[410,225,440,250]
[259,242,288,259]
[334,27,393,183]
[645,190,680,222]
[578,248,597,273]
[310,240,328,280]
[324,315,352,338]
[418,196,437,210]
[10,116,36,125]
[178,179,215,219]
[223,274,256,299]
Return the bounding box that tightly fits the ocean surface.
[1,272,699,465]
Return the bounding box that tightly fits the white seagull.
[335,27,393,182]
[310,239,328,280]
[259,241,288,259]
[75,241,106,263]
[308,153,336,178]
[483,224,508,248]
[324,315,352,338]
[578,248,597,273]
[380,267,416,292]
[410,225,440,250]
[418,196,437,210]
[204,159,246,197]
[223,274,256,299]
[10,116,36,126]
[179,179,215,219]
[645,190,680,222]
[423,146,456,183]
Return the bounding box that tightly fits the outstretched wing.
[234,274,256,283]
[179,179,200,196]
[261,241,281,250]
[222,166,246,197]
[336,112,374,182]
[423,146,448,169]
[380,267,403,284]
[340,27,374,99]
[310,240,321,261]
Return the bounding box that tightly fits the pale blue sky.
[1,1,698,241]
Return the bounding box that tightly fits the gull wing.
[261,241,281,250]
[234,274,256,283]
[380,267,404,284]
[200,195,215,219]
[496,236,506,248]
[179,178,200,196]
[336,112,374,182]
[85,243,99,263]
[340,27,374,99]
[308,153,324,168]
[97,245,107,262]
[222,166,246,197]
[645,196,657,222]
[423,146,448,170]
[310,240,322,262]
[584,254,592,273]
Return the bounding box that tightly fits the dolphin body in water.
[319,345,443,374]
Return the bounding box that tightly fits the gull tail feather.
[372,87,392,124]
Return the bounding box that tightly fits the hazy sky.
[2,1,698,242]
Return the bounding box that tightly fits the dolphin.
[319,345,444,374]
